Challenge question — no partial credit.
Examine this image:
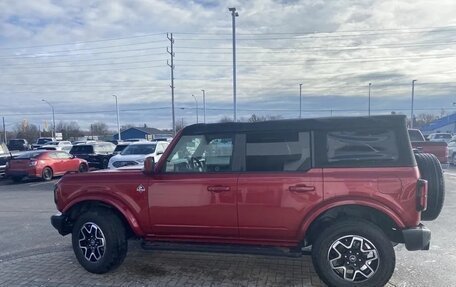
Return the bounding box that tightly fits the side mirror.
[143,156,155,175]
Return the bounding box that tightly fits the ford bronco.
[51,115,444,287]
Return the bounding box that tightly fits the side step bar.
[141,241,304,258]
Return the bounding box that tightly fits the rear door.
[148,133,240,238]
[237,130,323,242]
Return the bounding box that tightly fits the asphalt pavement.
[0,170,454,287]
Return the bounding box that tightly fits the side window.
[48,152,60,159]
[58,152,71,159]
[318,129,398,166]
[245,131,311,172]
[163,134,234,173]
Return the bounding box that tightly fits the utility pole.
[229,7,239,121]
[411,80,417,128]
[41,99,55,138]
[192,94,199,123]
[299,83,302,118]
[167,33,176,136]
[112,95,121,141]
[2,117,5,143]
[201,89,206,123]
[368,83,372,116]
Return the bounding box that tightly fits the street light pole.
[112,95,121,141]
[411,80,417,128]
[192,94,199,123]
[368,83,372,116]
[299,83,302,118]
[41,99,55,138]
[229,7,239,122]
[201,89,206,123]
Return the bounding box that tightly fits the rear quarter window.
[315,129,402,167]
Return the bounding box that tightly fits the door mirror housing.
[143,156,155,175]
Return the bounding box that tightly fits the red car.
[6,150,88,182]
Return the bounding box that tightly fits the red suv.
[51,115,444,287]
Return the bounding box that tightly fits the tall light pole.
[411,80,417,128]
[201,89,206,123]
[192,94,199,123]
[112,95,121,141]
[229,7,239,121]
[368,83,372,116]
[41,99,55,138]
[299,83,302,118]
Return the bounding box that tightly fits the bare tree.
[247,114,283,122]
[218,116,233,123]
[56,121,83,140]
[90,122,109,136]
[13,121,40,143]
[415,113,439,128]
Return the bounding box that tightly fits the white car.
[108,141,169,169]
[428,133,452,143]
[39,141,73,152]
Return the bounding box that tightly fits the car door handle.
[207,186,231,192]
[289,185,315,192]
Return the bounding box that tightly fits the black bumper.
[50,213,72,236]
[402,224,431,251]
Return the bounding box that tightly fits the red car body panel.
[411,141,448,164]
[56,165,421,246]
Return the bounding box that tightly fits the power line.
[0,65,165,76]
[0,33,166,50]
[4,59,167,70]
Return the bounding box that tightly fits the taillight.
[29,160,37,167]
[416,179,428,211]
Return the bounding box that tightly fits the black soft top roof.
[182,115,407,135]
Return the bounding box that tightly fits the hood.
[110,154,150,162]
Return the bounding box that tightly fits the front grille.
[113,161,137,168]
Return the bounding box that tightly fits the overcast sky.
[1,0,456,131]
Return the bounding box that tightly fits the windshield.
[70,145,94,154]
[46,142,59,146]
[435,134,451,139]
[114,144,129,153]
[408,130,424,142]
[37,138,52,144]
[15,151,46,159]
[121,144,156,155]
[9,140,24,145]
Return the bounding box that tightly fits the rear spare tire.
[415,152,445,221]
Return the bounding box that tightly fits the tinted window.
[16,151,46,159]
[70,145,94,154]
[322,129,398,165]
[114,144,129,153]
[121,144,156,155]
[245,131,311,172]
[37,138,52,144]
[408,130,424,142]
[164,134,233,172]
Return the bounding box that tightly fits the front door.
[148,133,240,239]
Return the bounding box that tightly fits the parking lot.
[0,171,454,287]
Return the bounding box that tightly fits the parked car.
[32,137,55,149]
[123,138,148,142]
[6,150,88,182]
[51,115,443,286]
[408,129,449,168]
[7,139,30,151]
[427,132,452,143]
[112,142,130,155]
[39,141,73,152]
[0,143,12,177]
[108,141,169,169]
[70,142,115,169]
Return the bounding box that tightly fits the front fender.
[63,195,145,237]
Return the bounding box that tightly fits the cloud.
[0,0,456,130]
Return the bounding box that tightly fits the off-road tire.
[415,153,445,221]
[71,209,127,274]
[312,219,395,287]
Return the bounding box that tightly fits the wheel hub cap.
[78,222,106,262]
[327,235,380,282]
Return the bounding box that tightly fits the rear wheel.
[42,167,53,181]
[415,153,445,221]
[312,219,395,287]
[78,163,88,173]
[71,209,127,274]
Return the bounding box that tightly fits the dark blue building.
[112,127,170,141]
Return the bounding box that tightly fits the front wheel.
[72,209,127,274]
[311,219,395,287]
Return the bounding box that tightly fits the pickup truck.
[51,115,444,287]
[408,129,448,168]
